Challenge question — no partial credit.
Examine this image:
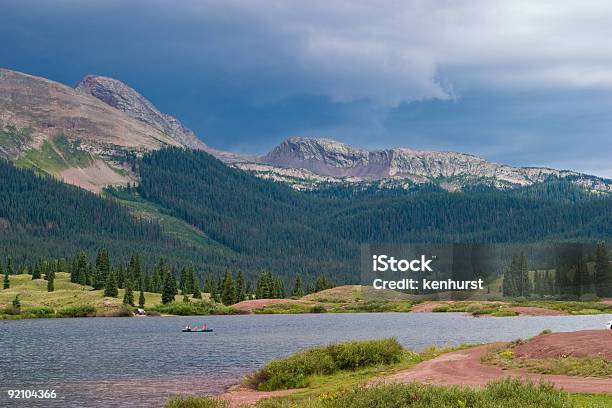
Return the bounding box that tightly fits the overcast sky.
[2,0,612,176]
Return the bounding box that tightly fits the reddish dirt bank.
[231,298,310,312]
[376,330,612,394]
[507,306,567,316]
[513,329,612,359]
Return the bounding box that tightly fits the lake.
[1,312,611,407]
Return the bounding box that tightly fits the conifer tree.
[32,262,42,280]
[292,274,304,298]
[128,255,142,290]
[123,279,135,306]
[183,293,190,303]
[315,275,334,293]
[6,256,13,276]
[94,249,110,289]
[74,251,88,286]
[47,269,55,292]
[104,270,119,298]
[595,242,612,297]
[138,289,146,308]
[3,265,9,290]
[204,275,215,298]
[221,271,236,305]
[161,268,178,304]
[12,294,20,310]
[235,271,246,303]
[193,280,202,299]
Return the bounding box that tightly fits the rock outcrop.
[76,75,208,151]
[260,137,612,192]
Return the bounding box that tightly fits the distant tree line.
[503,242,612,298]
[1,248,336,307]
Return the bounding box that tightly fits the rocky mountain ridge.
[1,68,610,194]
[255,136,612,192]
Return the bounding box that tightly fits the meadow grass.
[482,346,612,377]
[0,273,169,318]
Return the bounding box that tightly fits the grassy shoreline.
[165,337,612,408]
[3,276,612,319]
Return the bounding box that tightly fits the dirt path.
[374,343,612,394]
[224,385,304,408]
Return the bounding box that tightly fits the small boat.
[182,328,213,332]
[605,320,612,330]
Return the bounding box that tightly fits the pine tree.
[161,268,178,304]
[183,293,190,303]
[116,265,126,289]
[502,254,520,297]
[572,256,589,298]
[3,266,9,290]
[138,289,146,308]
[32,262,42,280]
[104,270,119,298]
[595,242,612,297]
[517,252,531,297]
[128,255,142,291]
[6,256,13,276]
[74,251,88,286]
[193,280,202,299]
[204,275,215,299]
[123,279,135,306]
[47,269,55,292]
[221,271,236,305]
[12,294,20,310]
[235,271,246,303]
[94,249,110,290]
[292,274,303,297]
[315,275,332,293]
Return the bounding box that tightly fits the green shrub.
[151,300,221,316]
[57,305,96,317]
[97,304,134,317]
[252,347,337,390]
[23,306,55,318]
[165,396,228,408]
[249,338,404,391]
[309,305,327,313]
[432,306,449,312]
[325,338,403,370]
[3,305,21,315]
[491,310,519,317]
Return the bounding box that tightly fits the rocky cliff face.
[76,75,207,151]
[260,137,612,192]
[76,75,244,162]
[0,69,186,191]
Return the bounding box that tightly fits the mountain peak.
[259,136,612,192]
[76,75,208,151]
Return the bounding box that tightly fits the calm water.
[1,312,611,407]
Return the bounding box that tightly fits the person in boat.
[202,324,206,331]
[185,325,191,331]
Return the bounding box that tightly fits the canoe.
[182,329,213,332]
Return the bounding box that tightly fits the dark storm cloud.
[1,0,612,176]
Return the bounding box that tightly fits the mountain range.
[0,68,610,282]
[1,68,610,194]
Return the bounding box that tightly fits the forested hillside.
[132,148,611,281]
[0,159,231,271]
[1,148,610,286]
